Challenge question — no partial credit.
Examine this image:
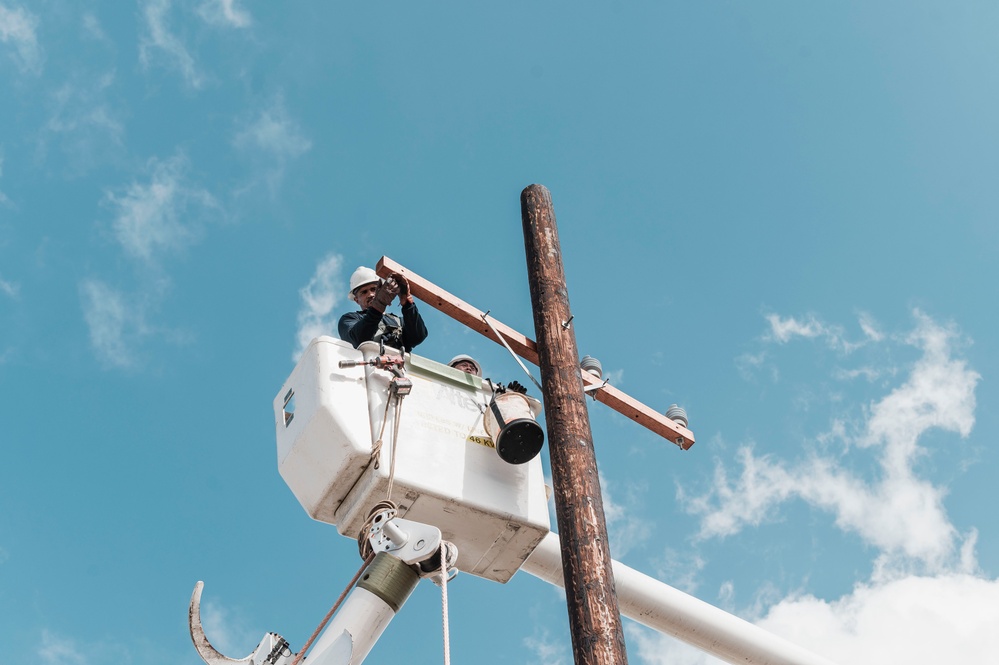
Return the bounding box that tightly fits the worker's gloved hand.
[373,278,399,310]
[507,380,528,395]
[393,273,413,304]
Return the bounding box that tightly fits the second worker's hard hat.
[448,354,482,377]
[348,266,380,301]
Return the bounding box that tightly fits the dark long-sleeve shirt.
[337,302,429,352]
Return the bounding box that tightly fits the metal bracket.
[583,379,609,398]
[367,515,442,567]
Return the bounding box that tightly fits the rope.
[415,542,458,665]
[440,544,451,665]
[385,397,405,501]
[370,395,394,470]
[292,365,416,665]
[357,499,399,560]
[290,551,375,665]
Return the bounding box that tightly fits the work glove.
[373,278,399,310]
[393,273,413,305]
[507,380,528,395]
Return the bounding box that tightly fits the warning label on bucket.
[467,435,496,449]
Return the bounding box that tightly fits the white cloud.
[139,0,204,88]
[764,313,832,343]
[294,253,344,361]
[200,597,257,657]
[523,627,571,665]
[686,312,979,574]
[80,279,144,369]
[630,572,999,665]
[104,153,219,264]
[603,367,625,386]
[0,273,18,298]
[233,97,312,195]
[0,3,43,74]
[0,146,7,206]
[764,313,870,353]
[630,626,728,665]
[38,630,87,665]
[832,366,882,382]
[857,312,883,342]
[760,574,999,665]
[198,0,252,28]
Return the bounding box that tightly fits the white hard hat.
[448,354,482,377]
[348,266,380,301]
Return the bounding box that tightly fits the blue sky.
[2,2,998,663]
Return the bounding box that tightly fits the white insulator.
[580,355,603,378]
[665,404,688,429]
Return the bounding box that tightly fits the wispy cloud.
[0,147,10,207]
[735,350,776,382]
[197,0,251,28]
[139,0,203,88]
[233,97,312,196]
[686,311,979,574]
[653,547,707,596]
[0,273,18,298]
[81,13,107,42]
[38,630,87,665]
[200,596,257,657]
[38,71,125,174]
[80,279,145,369]
[603,367,625,386]
[857,312,884,342]
[294,253,344,361]
[764,313,862,352]
[103,152,219,264]
[523,627,570,665]
[88,152,214,369]
[0,3,43,75]
[764,313,832,343]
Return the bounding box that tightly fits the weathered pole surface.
[521,184,628,665]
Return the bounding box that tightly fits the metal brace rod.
[481,310,543,393]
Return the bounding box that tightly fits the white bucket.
[483,392,545,464]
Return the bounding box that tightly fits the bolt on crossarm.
[521,184,628,665]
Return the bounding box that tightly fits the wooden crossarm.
[376,256,694,449]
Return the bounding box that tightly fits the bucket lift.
[274,337,551,583]
[189,255,837,665]
[190,336,554,665]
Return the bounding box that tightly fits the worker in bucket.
[448,354,482,377]
[338,266,429,352]
[448,354,528,395]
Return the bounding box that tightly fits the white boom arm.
[522,533,838,665]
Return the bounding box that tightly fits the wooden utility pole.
[521,184,628,665]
